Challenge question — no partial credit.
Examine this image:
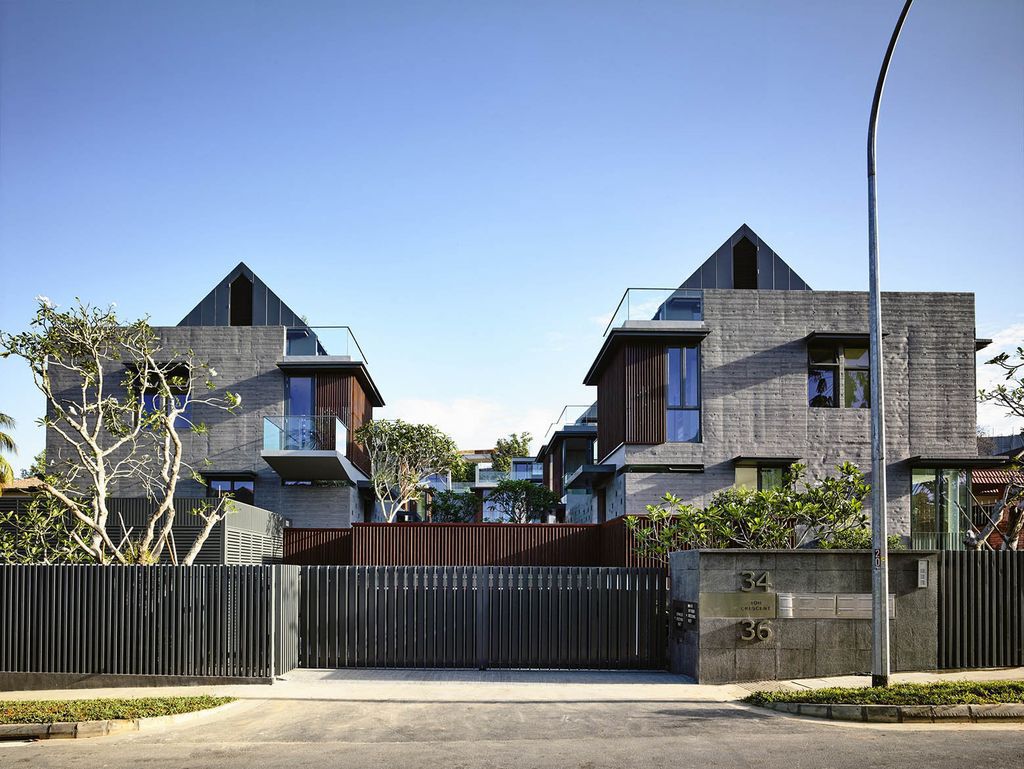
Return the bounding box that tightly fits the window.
[911,468,970,550]
[207,477,254,505]
[667,346,700,442]
[735,466,786,490]
[286,376,314,416]
[808,344,870,409]
[141,366,192,429]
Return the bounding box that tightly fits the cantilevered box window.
[666,346,700,442]
[808,344,870,409]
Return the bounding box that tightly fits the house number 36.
[740,620,774,642]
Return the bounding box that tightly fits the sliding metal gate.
[298,566,667,670]
[939,551,1024,669]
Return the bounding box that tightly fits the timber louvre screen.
[298,566,668,670]
[0,565,279,678]
[939,551,1024,669]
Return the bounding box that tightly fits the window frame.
[665,344,702,443]
[807,343,870,410]
[205,475,255,505]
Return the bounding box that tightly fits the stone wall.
[669,549,939,683]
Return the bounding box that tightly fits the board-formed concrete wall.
[44,325,361,528]
[605,290,979,539]
[669,549,939,683]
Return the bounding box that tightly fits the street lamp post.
[867,0,914,688]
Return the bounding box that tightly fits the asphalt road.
[3,695,1023,769]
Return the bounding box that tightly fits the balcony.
[474,468,509,487]
[604,288,703,336]
[283,326,368,362]
[261,415,367,482]
[542,404,598,444]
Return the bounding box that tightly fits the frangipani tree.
[0,298,241,564]
[355,419,459,523]
[626,463,873,562]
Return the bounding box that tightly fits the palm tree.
[0,412,16,489]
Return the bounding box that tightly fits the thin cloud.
[977,322,1024,436]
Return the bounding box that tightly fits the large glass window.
[808,344,870,409]
[286,376,314,416]
[667,345,701,442]
[911,468,970,550]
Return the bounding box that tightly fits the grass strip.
[744,680,1024,707]
[0,695,234,724]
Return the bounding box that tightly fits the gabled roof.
[178,262,309,327]
[678,224,811,291]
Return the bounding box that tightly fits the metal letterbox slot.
[835,593,896,619]
[777,593,837,618]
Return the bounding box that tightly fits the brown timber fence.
[284,519,667,568]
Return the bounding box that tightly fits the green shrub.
[744,681,1024,707]
[0,696,234,724]
[817,528,906,551]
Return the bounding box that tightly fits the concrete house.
[565,225,1001,548]
[45,262,385,529]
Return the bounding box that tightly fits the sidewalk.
[2,667,1022,704]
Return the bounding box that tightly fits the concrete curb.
[0,699,243,740]
[758,701,1024,723]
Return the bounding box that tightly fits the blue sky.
[1,0,1022,471]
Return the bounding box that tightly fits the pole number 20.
[740,620,774,642]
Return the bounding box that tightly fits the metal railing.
[603,288,703,336]
[263,415,347,454]
[284,326,369,362]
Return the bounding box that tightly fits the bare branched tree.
[0,298,241,564]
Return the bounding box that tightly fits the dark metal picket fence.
[0,565,295,679]
[939,550,1024,669]
[297,565,668,670]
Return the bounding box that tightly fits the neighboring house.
[535,405,598,523]
[0,478,44,498]
[45,262,385,529]
[566,224,1004,549]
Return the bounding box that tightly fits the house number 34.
[740,571,772,592]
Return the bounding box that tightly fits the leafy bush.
[0,696,234,724]
[627,463,872,561]
[429,489,478,523]
[744,681,1024,707]
[817,527,905,551]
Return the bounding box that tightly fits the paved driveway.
[2,670,1023,769]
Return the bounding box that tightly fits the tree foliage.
[355,419,459,523]
[487,478,559,523]
[0,411,15,489]
[20,449,46,480]
[976,343,1024,550]
[0,298,241,564]
[429,489,478,523]
[491,432,532,472]
[625,463,872,561]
